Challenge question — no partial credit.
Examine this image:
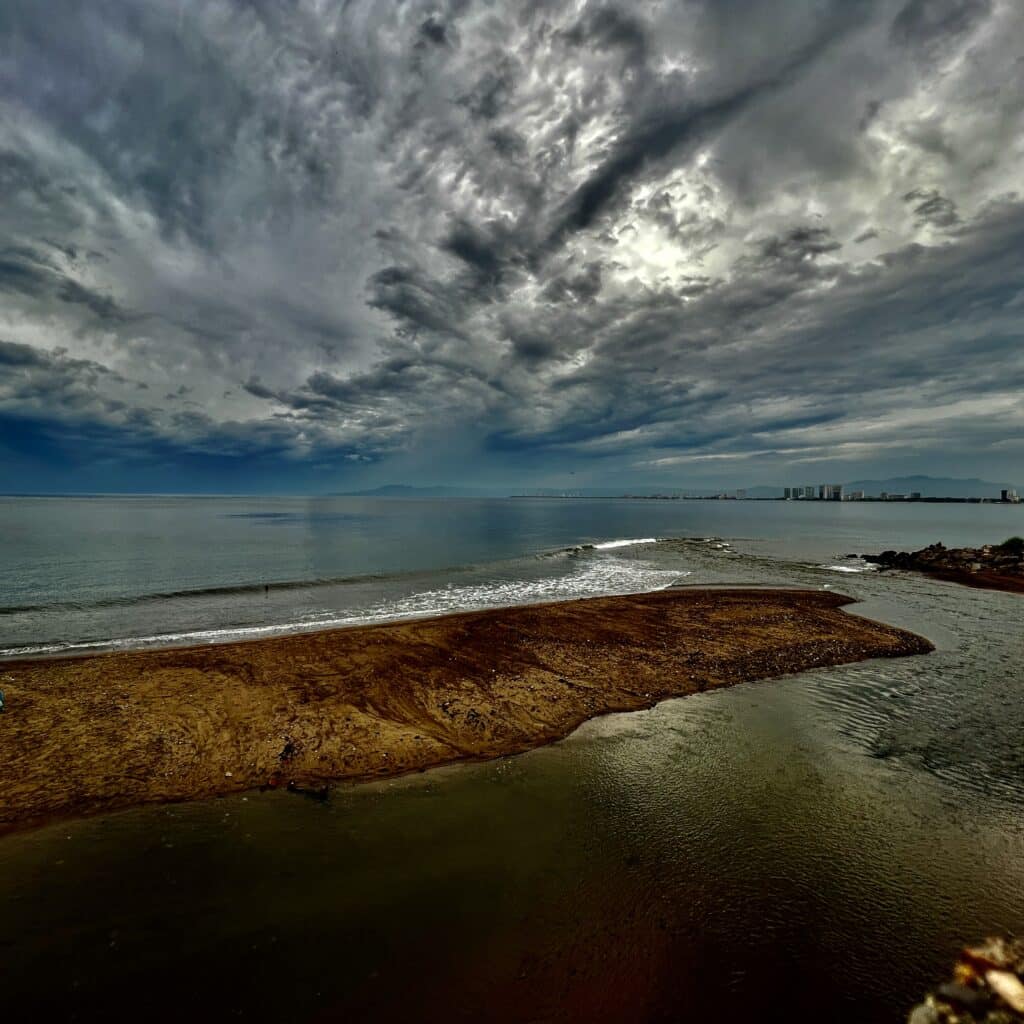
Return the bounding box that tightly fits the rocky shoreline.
[864,539,1024,594]
[910,937,1024,1023]
[0,588,932,835]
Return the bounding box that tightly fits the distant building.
[819,483,843,501]
[909,492,921,501]
[803,485,816,499]
[736,489,746,500]
[844,490,865,501]
[1002,489,1020,503]
[784,487,793,499]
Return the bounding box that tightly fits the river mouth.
[1,655,1019,1024]
[2,583,1022,1022]
[2,501,1023,1022]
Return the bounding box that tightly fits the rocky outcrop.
[864,539,1024,594]
[909,936,1024,1023]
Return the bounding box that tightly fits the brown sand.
[923,567,1024,595]
[0,588,932,835]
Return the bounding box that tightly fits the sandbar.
[0,588,932,835]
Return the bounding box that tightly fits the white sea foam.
[822,563,877,574]
[591,537,658,549]
[0,556,689,658]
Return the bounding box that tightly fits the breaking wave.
[0,554,688,659]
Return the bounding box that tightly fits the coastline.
[923,566,1024,595]
[865,541,1024,595]
[0,588,933,836]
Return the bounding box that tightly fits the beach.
[0,587,931,835]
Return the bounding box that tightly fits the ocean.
[1,493,1021,656]
[1,495,1023,1021]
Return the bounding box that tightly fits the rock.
[936,981,990,1013]
[285,780,329,802]
[907,1000,941,1024]
[865,542,1024,591]
[988,971,1024,1013]
[963,938,1021,972]
[912,937,1024,1021]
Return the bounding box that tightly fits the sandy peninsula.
[0,588,932,835]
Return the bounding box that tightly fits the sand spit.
[0,589,932,834]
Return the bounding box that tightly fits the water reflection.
[1,546,1023,1021]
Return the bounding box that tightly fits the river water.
[0,497,1022,1020]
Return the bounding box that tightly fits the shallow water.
[1,494,1022,655]
[1,498,1023,1020]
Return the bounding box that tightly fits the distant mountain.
[332,477,1020,499]
[740,486,785,498]
[842,475,1017,498]
[330,484,496,497]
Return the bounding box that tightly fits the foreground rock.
[865,539,1024,594]
[0,589,932,834]
[909,937,1024,1023]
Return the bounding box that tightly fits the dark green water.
[1,498,1022,1020]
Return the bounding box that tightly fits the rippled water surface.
[1,497,1022,1021]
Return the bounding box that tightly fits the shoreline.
[865,541,1024,595]
[0,588,933,836]
[925,566,1024,595]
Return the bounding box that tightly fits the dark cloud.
[440,219,507,285]
[561,5,649,69]
[458,56,520,120]
[891,0,992,52]
[419,15,452,47]
[487,128,527,159]
[0,340,49,368]
[903,188,961,228]
[1,0,1022,489]
[547,2,873,247]
[242,377,277,401]
[540,262,604,305]
[506,328,559,364]
[757,226,842,266]
[0,245,134,325]
[367,265,469,337]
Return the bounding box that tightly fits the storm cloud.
[0,0,1022,491]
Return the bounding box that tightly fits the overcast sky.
[1,0,1022,492]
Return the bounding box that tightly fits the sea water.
[0,496,1022,1020]
[1,494,1021,656]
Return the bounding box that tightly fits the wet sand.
[0,588,932,835]
[922,567,1024,595]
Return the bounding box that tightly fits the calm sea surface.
[1,496,1022,1021]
